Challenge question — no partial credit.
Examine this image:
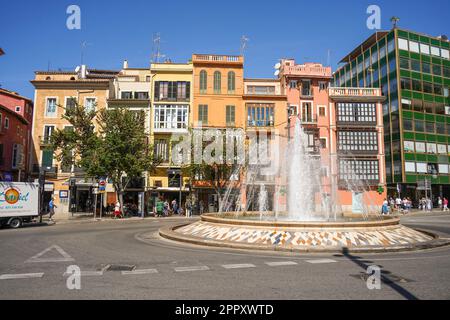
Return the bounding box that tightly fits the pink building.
[0,88,34,181]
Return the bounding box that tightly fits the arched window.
[214,71,221,94]
[199,70,207,94]
[227,71,235,93]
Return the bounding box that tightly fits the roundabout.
[159,213,450,253]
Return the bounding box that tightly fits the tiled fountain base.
[159,215,446,253]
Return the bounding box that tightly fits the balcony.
[192,54,243,65]
[299,115,318,124]
[39,136,52,146]
[300,87,314,98]
[32,164,58,175]
[328,87,385,102]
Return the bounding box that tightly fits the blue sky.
[0,0,449,99]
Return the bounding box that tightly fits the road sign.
[98,177,107,193]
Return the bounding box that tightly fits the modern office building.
[333,28,450,201]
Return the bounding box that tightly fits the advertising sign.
[0,182,39,217]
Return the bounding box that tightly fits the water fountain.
[160,122,443,253]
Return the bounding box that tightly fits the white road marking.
[305,259,337,264]
[26,245,74,263]
[63,270,103,277]
[174,266,210,272]
[121,269,158,275]
[265,261,298,267]
[221,263,256,269]
[0,273,44,280]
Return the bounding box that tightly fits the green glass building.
[333,28,450,201]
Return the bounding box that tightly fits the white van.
[0,182,40,228]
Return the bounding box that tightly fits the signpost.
[98,177,107,219]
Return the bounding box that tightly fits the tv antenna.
[151,33,166,63]
[80,41,91,65]
[390,16,400,29]
[240,35,249,56]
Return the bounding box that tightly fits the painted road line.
[0,273,44,280]
[26,245,74,263]
[63,271,103,277]
[122,269,159,275]
[174,266,210,272]
[265,261,298,267]
[305,259,337,264]
[221,263,256,269]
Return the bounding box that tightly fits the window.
[337,131,378,152]
[339,159,379,182]
[336,103,376,123]
[134,92,149,99]
[400,78,411,90]
[199,70,207,94]
[121,91,132,99]
[41,149,53,167]
[11,144,23,169]
[434,84,443,95]
[247,103,275,127]
[398,38,409,51]
[425,122,435,133]
[427,143,437,154]
[198,105,208,125]
[45,98,57,117]
[402,98,412,110]
[404,141,415,153]
[399,58,410,69]
[416,162,427,173]
[405,162,416,172]
[438,144,447,154]
[247,86,276,95]
[226,105,235,126]
[289,80,297,89]
[422,62,431,74]
[213,71,221,94]
[412,79,422,92]
[441,49,450,60]
[409,41,420,53]
[146,75,151,82]
[379,45,386,59]
[423,82,433,94]
[403,118,413,131]
[319,82,327,91]
[43,125,55,143]
[439,164,449,174]
[154,139,169,162]
[84,98,96,113]
[415,120,424,132]
[420,43,430,55]
[433,64,442,76]
[154,81,190,101]
[318,106,326,117]
[411,59,421,72]
[319,138,327,149]
[227,71,235,93]
[4,117,9,129]
[15,106,21,113]
[154,104,188,131]
[437,122,446,134]
[416,142,426,153]
[444,67,450,78]
[431,46,441,57]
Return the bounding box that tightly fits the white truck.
[0,182,40,228]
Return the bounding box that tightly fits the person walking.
[156,197,164,217]
[438,197,443,211]
[114,201,122,219]
[443,197,449,212]
[185,198,192,218]
[199,200,204,215]
[426,198,432,212]
[163,200,169,217]
[382,199,389,215]
[48,198,56,222]
[171,199,178,215]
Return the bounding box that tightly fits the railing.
[247,120,275,127]
[329,87,381,97]
[32,164,58,174]
[39,136,52,146]
[193,54,243,63]
[300,87,314,97]
[284,65,332,77]
[300,115,318,124]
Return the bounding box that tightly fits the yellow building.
[30,67,118,217]
[148,62,193,206]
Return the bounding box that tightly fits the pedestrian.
[438,197,443,210]
[163,200,169,217]
[199,200,204,215]
[443,197,449,212]
[171,199,178,215]
[185,198,192,218]
[382,199,389,215]
[48,197,56,221]
[114,201,122,219]
[395,196,402,212]
[426,198,432,212]
[156,197,164,217]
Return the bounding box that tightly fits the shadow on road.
[341,247,419,300]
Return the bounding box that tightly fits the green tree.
[51,101,160,210]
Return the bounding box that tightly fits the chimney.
[123,60,129,69]
[80,65,87,79]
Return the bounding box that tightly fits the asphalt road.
[0,214,449,300]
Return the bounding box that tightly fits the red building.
[0,89,34,181]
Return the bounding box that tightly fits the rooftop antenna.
[240,35,249,56]
[151,33,166,63]
[390,16,400,29]
[327,49,331,67]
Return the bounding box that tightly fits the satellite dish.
[75,66,80,73]
[274,70,280,77]
[274,63,281,70]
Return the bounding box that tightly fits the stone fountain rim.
[201,213,400,229]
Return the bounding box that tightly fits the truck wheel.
[9,218,23,229]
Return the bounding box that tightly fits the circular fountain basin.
[159,213,447,253]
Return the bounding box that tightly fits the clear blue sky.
[0,0,449,99]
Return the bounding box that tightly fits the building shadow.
[341,247,419,300]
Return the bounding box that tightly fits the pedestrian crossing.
[0,259,337,280]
